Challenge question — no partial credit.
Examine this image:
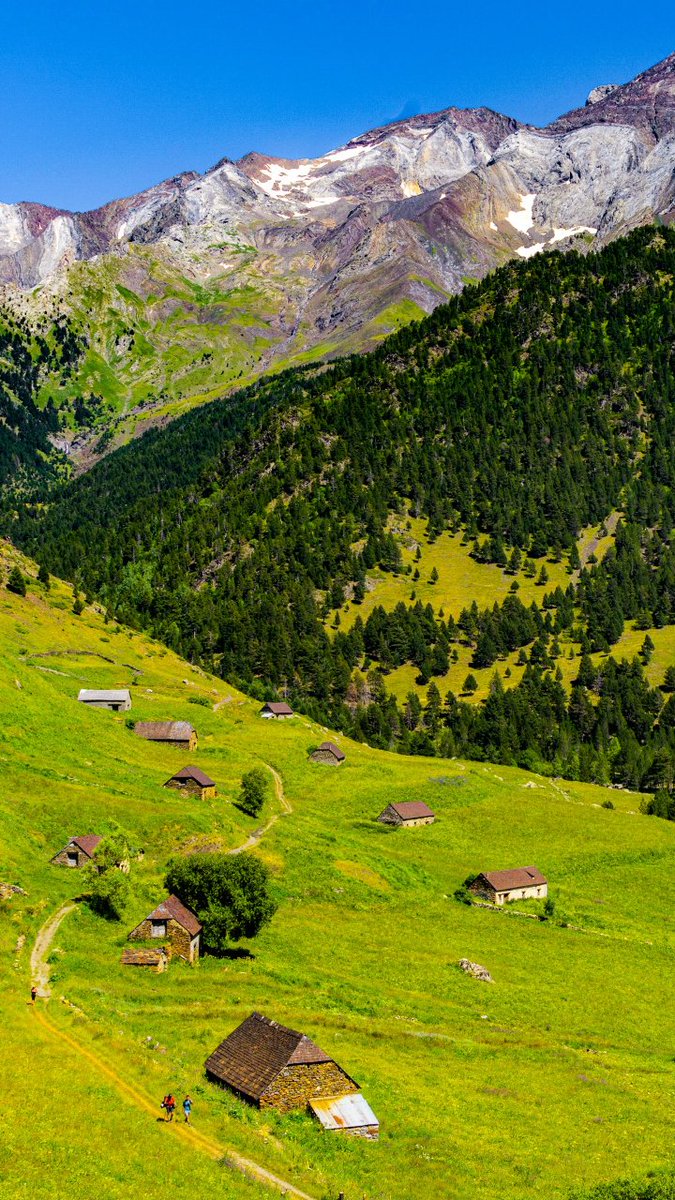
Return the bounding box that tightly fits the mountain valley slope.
[2,541,675,1200]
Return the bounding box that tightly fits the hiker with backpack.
[161,1094,176,1122]
[182,1095,192,1124]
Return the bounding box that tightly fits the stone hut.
[120,946,168,973]
[78,689,131,712]
[377,801,435,827]
[51,835,102,868]
[205,1012,360,1114]
[128,894,201,963]
[164,765,216,800]
[469,867,548,906]
[134,720,197,751]
[260,701,294,719]
[310,741,346,766]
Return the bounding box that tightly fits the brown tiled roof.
[390,801,435,820]
[205,1012,336,1101]
[316,742,346,761]
[261,701,294,716]
[481,867,547,892]
[121,947,166,966]
[71,835,102,857]
[166,765,215,787]
[146,894,202,935]
[135,720,195,742]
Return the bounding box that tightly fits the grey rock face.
[1,53,674,371]
[586,84,619,105]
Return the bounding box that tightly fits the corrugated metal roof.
[135,720,195,741]
[78,689,131,702]
[309,1092,379,1131]
[481,866,547,891]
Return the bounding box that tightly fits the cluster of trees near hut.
[7,226,675,802]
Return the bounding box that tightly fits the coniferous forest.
[6,225,675,794]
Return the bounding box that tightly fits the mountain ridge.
[0,52,673,474]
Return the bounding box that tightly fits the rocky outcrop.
[458,958,494,983]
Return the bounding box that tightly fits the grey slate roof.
[78,689,131,703]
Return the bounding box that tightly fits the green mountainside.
[2,541,675,1200]
[0,240,427,487]
[10,226,675,791]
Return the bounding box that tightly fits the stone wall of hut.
[51,846,87,867]
[260,1062,358,1113]
[165,779,215,799]
[129,918,198,962]
[310,750,341,766]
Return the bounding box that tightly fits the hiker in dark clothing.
[30,985,38,1005]
[161,1094,176,1122]
[183,1095,192,1124]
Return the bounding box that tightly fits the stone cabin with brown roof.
[134,720,197,751]
[164,765,216,799]
[470,867,548,905]
[309,741,346,766]
[51,835,102,868]
[205,1012,360,1114]
[260,701,294,719]
[377,801,435,827]
[128,895,201,963]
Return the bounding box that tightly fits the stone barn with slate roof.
[134,721,197,751]
[128,895,202,963]
[205,1012,360,1113]
[164,765,216,799]
[377,801,435,827]
[51,835,102,868]
[309,741,346,766]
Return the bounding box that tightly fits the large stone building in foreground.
[206,1012,378,1135]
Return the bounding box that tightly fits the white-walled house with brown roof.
[377,801,435,827]
[469,867,548,905]
[260,701,294,719]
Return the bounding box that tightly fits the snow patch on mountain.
[506,194,536,234]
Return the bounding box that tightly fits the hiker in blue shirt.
[183,1095,192,1124]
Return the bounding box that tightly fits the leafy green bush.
[165,852,276,955]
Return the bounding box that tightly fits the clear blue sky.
[1,0,673,212]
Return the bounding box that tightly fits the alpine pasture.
[2,544,675,1200]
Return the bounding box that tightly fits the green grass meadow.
[2,544,675,1200]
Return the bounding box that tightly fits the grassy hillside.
[2,542,675,1200]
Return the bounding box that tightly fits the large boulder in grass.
[458,958,493,983]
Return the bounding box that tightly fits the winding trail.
[228,764,291,855]
[30,901,76,997]
[28,766,318,1200]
